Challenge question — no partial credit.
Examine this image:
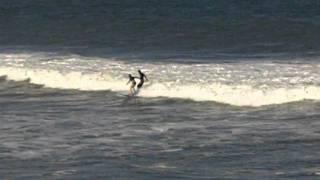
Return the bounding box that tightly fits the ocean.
[0,1,320,179]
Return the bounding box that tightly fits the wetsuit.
[129,76,136,88]
[137,71,147,88]
[127,75,137,96]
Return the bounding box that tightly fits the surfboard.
[120,94,135,98]
[117,92,138,98]
[117,89,140,98]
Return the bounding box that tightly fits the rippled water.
[1,79,320,179]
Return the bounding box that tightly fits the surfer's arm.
[145,75,148,81]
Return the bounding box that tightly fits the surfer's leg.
[137,81,143,89]
[129,84,136,95]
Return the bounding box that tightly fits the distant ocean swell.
[1,0,320,55]
[0,52,319,106]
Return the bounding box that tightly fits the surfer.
[137,70,148,89]
[127,74,137,96]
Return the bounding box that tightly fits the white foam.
[141,83,320,106]
[0,52,320,106]
[0,67,126,91]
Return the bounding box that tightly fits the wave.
[0,66,319,107]
[0,52,319,106]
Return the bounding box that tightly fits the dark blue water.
[1,0,320,58]
[1,80,320,179]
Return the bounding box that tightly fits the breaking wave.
[0,52,319,106]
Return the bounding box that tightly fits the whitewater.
[0,52,319,107]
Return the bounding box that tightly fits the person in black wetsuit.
[127,74,137,96]
[137,70,148,89]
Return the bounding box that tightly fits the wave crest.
[0,66,319,106]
